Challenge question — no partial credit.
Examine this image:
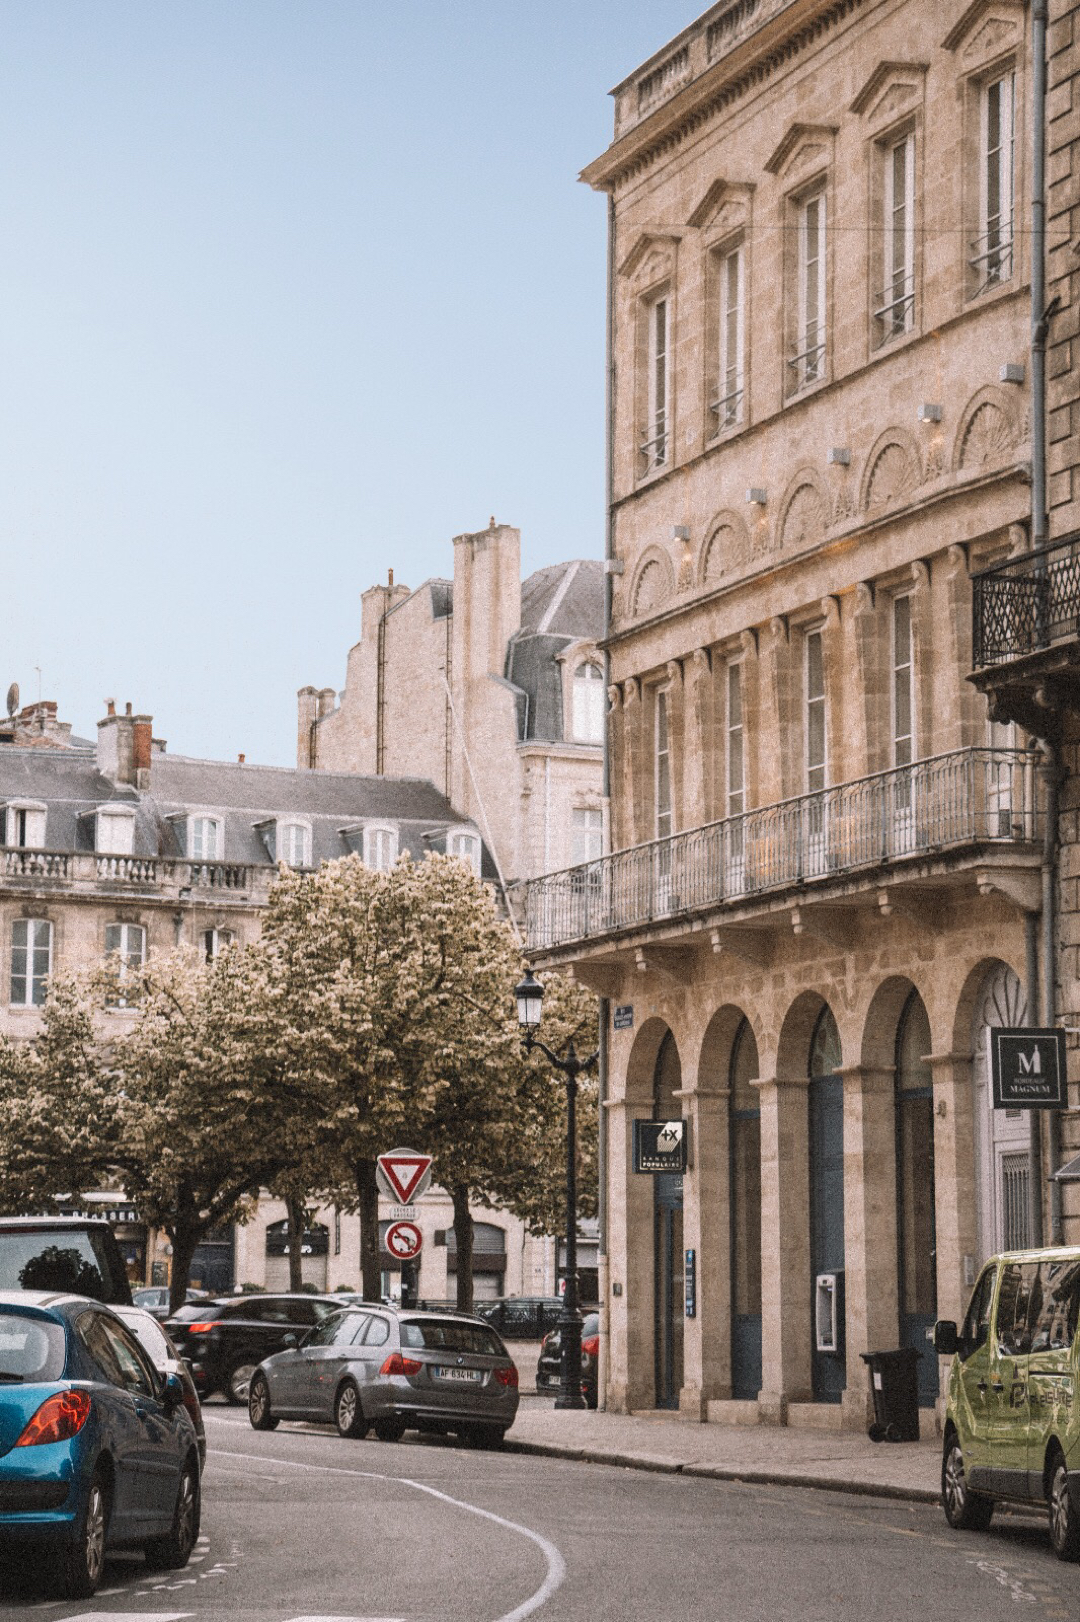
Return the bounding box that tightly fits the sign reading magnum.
[633,1118,688,1173]
[989,1027,1068,1109]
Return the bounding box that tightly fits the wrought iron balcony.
[519,747,1039,953]
[973,534,1080,670]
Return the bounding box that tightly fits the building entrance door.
[809,1006,845,1404]
[653,1031,683,1410]
[730,1018,762,1400]
[896,991,938,1407]
[973,964,1030,1262]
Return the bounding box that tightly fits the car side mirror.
[162,1372,185,1414]
[282,1332,299,1349]
[933,1320,959,1356]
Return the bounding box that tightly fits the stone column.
[675,1078,730,1417]
[756,1073,811,1422]
[603,1095,656,1412]
[928,1051,978,1324]
[839,1063,899,1431]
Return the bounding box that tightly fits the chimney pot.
[125,702,132,716]
[238,753,245,765]
[105,699,116,717]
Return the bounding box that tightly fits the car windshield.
[400,1319,505,1355]
[0,1229,121,1302]
[0,1310,67,1382]
[168,1303,225,1323]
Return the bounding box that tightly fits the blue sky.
[1,1,695,764]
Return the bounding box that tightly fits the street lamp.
[514,967,599,1411]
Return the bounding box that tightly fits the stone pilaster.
[604,1094,657,1412]
[838,1062,899,1431]
[756,1073,811,1422]
[675,1078,730,1416]
[927,1051,977,1324]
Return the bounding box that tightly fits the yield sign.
[385,1220,423,1261]
[376,1148,434,1205]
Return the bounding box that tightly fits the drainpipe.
[597,189,616,1412]
[1025,909,1043,1246]
[1043,747,1063,1241]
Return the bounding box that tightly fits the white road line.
[58,1614,193,1621]
[284,1615,404,1621]
[210,1447,566,1622]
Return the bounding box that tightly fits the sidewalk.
[501,1347,940,1504]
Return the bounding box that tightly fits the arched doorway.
[730,1018,761,1399]
[895,990,938,1405]
[972,963,1029,1260]
[654,1031,683,1409]
[809,1005,845,1403]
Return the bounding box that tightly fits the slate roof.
[509,560,604,743]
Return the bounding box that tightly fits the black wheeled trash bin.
[859,1348,921,1442]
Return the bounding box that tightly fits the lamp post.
[515,968,599,1411]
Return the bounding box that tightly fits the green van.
[935,1246,1080,1560]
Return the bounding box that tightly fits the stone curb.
[504,1437,939,1504]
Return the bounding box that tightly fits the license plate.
[434,1366,482,1383]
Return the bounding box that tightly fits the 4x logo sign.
[376,1149,434,1204]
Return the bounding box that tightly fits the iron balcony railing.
[519,747,1039,953]
[972,533,1080,668]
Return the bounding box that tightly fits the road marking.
[284,1615,405,1621]
[58,1614,194,1621]
[210,1447,566,1622]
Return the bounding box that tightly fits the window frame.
[805,629,827,793]
[727,661,745,819]
[655,688,673,840]
[892,593,915,771]
[571,662,605,744]
[95,805,136,857]
[446,827,481,875]
[104,921,146,980]
[875,129,916,345]
[276,819,312,869]
[571,806,603,866]
[3,801,47,850]
[188,814,224,862]
[640,289,671,476]
[10,917,53,1008]
[202,927,234,962]
[974,67,1015,294]
[711,240,745,434]
[790,188,827,393]
[362,823,398,872]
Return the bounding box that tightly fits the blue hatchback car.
[0,1290,200,1598]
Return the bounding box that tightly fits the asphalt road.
[0,1398,1076,1622]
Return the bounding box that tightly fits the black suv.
[0,1216,132,1305]
[166,1293,343,1403]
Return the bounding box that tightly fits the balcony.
[0,850,265,903]
[971,534,1080,732]
[518,748,1041,961]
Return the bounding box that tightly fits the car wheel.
[1048,1454,1080,1561]
[334,1381,369,1439]
[144,1460,200,1572]
[248,1374,278,1431]
[59,1470,109,1598]
[226,1361,258,1405]
[942,1435,993,1531]
[373,1416,406,1442]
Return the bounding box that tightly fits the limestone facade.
[519,0,1061,1426]
[297,523,605,889]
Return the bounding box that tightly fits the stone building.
[0,698,555,1301]
[297,521,606,890]
[519,0,1065,1427]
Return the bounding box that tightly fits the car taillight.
[15,1389,92,1447]
[183,1322,216,1335]
[582,1336,599,1358]
[494,1365,519,1388]
[380,1353,422,1376]
[181,1390,201,1430]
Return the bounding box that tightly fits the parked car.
[113,1304,206,1470]
[536,1311,599,1408]
[474,1296,564,1339]
[247,1305,519,1447]
[0,1217,131,1306]
[935,1244,1080,1559]
[132,1286,208,1323]
[165,1293,343,1404]
[0,1289,200,1598]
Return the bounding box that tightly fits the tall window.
[655,690,672,840]
[793,193,826,389]
[893,595,914,769]
[189,816,222,861]
[3,803,46,848]
[104,923,145,978]
[727,663,744,818]
[805,631,826,792]
[572,663,605,743]
[363,824,398,872]
[95,808,135,857]
[715,244,744,430]
[896,991,936,1327]
[877,132,915,342]
[11,919,51,1007]
[642,294,670,473]
[203,928,234,962]
[572,807,603,865]
[976,71,1014,289]
[448,829,481,874]
[277,822,311,868]
[730,1018,761,1400]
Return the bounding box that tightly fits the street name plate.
[990,1027,1067,1109]
[633,1118,688,1173]
[613,1004,634,1031]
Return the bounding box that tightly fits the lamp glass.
[515,970,543,1028]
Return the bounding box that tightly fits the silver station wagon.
[247,1306,519,1447]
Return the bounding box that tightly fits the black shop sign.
[633,1119,688,1173]
[990,1028,1067,1109]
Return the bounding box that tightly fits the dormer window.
[188,815,223,861]
[363,824,398,872]
[572,663,605,744]
[95,805,136,857]
[277,821,312,868]
[3,802,47,850]
[447,828,481,875]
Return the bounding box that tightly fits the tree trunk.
[356,1157,381,1301]
[286,1193,305,1292]
[168,1214,201,1317]
[451,1185,474,1315]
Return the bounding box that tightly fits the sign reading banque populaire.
[633,1119,688,1173]
[989,1027,1068,1110]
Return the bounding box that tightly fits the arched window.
[729,1018,761,1400]
[572,663,605,743]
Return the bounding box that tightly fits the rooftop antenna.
[5,682,18,719]
[34,666,42,704]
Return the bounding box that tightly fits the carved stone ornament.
[855,580,875,615]
[779,481,828,550]
[833,481,855,521]
[923,435,945,478]
[618,231,680,290]
[689,647,711,681]
[701,513,750,584]
[850,61,929,122]
[865,442,919,510]
[607,684,623,712]
[764,121,838,179]
[958,402,1014,469]
[962,15,1019,61]
[632,557,669,618]
[910,559,931,594]
[665,660,683,689]
[622,677,641,706]
[821,595,842,629]
[769,615,789,646]
[947,544,969,579]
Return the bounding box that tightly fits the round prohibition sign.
[385,1219,423,1260]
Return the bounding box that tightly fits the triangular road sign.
[376,1149,433,1204]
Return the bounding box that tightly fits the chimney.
[97,701,154,786]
